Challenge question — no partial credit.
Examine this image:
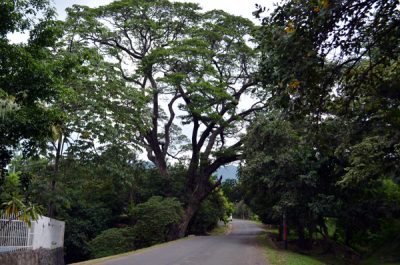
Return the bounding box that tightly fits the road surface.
[94,219,267,265]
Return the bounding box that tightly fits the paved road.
[96,219,267,265]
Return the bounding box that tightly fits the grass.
[360,238,400,265]
[258,234,328,265]
[208,222,232,236]
[258,228,400,265]
[362,259,400,265]
[257,232,344,265]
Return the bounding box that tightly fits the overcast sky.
[51,0,276,22]
[9,0,276,43]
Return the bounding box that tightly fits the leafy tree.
[256,0,400,187]
[248,0,400,251]
[221,178,242,203]
[241,111,399,249]
[0,0,63,181]
[65,0,263,237]
[0,0,67,221]
[256,0,399,118]
[233,200,253,220]
[241,115,325,244]
[0,172,43,231]
[14,143,148,262]
[189,188,233,234]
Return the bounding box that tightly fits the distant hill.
[216,165,238,181]
[142,160,237,181]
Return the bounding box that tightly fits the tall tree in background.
[65,0,263,237]
[41,33,131,217]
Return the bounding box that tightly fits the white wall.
[31,217,65,250]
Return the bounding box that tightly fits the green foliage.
[189,189,233,234]
[61,202,113,262]
[241,115,322,225]
[233,200,254,220]
[0,0,55,37]
[64,0,262,241]
[89,228,136,259]
[0,172,21,202]
[23,145,147,263]
[135,165,187,202]
[221,179,242,203]
[258,233,342,265]
[0,172,43,228]
[0,0,63,181]
[257,0,400,117]
[130,196,183,248]
[248,0,400,257]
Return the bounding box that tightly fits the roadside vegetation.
[239,0,400,264]
[0,0,399,264]
[258,228,400,265]
[207,222,232,236]
[258,233,340,265]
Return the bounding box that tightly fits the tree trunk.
[297,225,306,248]
[345,227,352,247]
[167,199,200,240]
[48,135,62,218]
[179,205,198,237]
[319,217,330,241]
[168,172,213,239]
[278,224,283,241]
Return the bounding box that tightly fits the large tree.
[248,0,400,248]
[65,0,262,237]
[256,0,399,118]
[256,0,400,193]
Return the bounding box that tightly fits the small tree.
[0,172,43,232]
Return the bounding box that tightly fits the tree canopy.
[64,0,263,237]
[240,0,400,251]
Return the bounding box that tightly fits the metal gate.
[0,214,34,253]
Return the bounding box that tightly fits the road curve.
[95,219,267,265]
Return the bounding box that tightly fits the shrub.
[89,227,136,258]
[189,189,233,234]
[130,196,183,248]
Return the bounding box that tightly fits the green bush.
[89,228,136,258]
[189,189,233,234]
[130,196,183,248]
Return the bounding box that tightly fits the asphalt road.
[95,219,267,265]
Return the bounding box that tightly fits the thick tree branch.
[204,153,241,178]
[164,93,180,156]
[88,36,143,59]
[115,54,145,87]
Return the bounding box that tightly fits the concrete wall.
[0,247,64,265]
[0,214,65,253]
[31,217,65,249]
